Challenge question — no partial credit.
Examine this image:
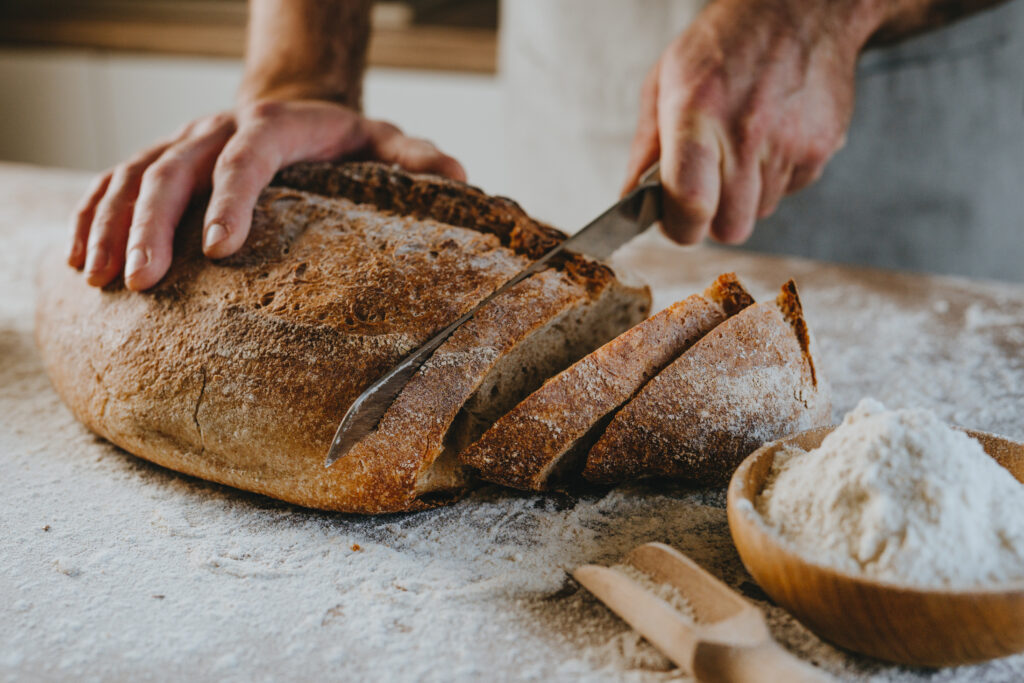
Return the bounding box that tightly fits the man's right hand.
[68,99,466,291]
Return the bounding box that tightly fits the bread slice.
[458,273,754,490]
[583,281,831,486]
[35,162,650,514]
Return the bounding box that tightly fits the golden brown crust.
[583,280,831,486]
[459,273,753,491]
[35,162,650,513]
[273,161,566,258]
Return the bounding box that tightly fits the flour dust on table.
[3,165,1024,681]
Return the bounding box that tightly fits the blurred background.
[0,0,506,187]
[0,0,1021,280]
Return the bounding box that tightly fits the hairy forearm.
[867,0,1012,45]
[239,0,372,109]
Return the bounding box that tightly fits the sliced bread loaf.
[583,281,831,486]
[458,273,754,491]
[35,162,650,513]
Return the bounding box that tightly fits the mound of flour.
[757,398,1024,588]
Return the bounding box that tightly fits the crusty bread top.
[274,162,565,259]
[583,280,831,486]
[458,273,754,491]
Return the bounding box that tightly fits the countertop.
[2,163,1023,682]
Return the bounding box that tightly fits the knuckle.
[215,146,258,174]
[114,158,151,186]
[89,236,117,253]
[109,164,134,187]
[734,93,772,154]
[667,66,724,113]
[673,192,716,224]
[143,156,187,184]
[194,111,235,135]
[408,137,439,157]
[376,119,403,137]
[172,120,196,139]
[393,139,436,169]
[804,144,831,169]
[660,217,705,245]
[187,112,234,139]
[176,116,205,137]
[735,112,766,156]
[246,99,287,122]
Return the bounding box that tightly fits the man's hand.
[67,0,469,291]
[623,0,878,245]
[67,100,465,291]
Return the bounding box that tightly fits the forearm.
[866,0,1012,45]
[238,0,372,109]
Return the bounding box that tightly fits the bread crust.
[273,162,565,259]
[583,280,831,486]
[458,273,754,490]
[35,162,650,513]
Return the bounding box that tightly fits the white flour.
[757,399,1024,588]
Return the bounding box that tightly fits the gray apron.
[500,0,1024,282]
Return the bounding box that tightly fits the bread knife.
[324,163,662,467]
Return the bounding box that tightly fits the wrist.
[237,79,359,109]
[790,0,891,61]
[709,0,890,62]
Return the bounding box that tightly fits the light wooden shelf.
[0,5,497,73]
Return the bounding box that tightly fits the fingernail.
[125,247,150,278]
[204,223,229,250]
[85,248,108,275]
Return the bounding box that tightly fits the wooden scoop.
[728,426,1024,667]
[574,543,832,682]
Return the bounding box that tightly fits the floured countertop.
[2,163,1023,682]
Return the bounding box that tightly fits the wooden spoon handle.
[693,640,834,683]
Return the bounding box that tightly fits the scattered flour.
[756,398,1024,588]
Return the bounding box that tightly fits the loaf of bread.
[458,273,754,490]
[35,162,651,513]
[37,160,834,511]
[583,281,832,485]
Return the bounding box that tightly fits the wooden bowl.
[727,426,1024,667]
